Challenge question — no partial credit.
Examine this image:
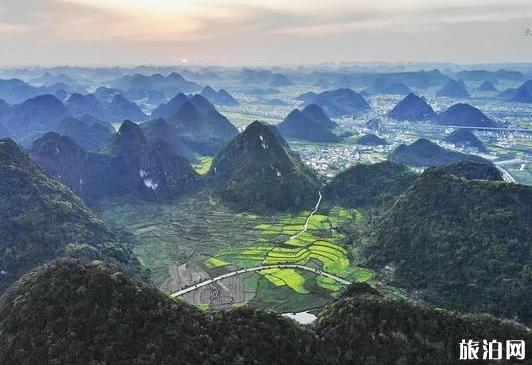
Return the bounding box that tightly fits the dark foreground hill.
[0,259,318,365]
[317,291,531,364]
[389,138,489,167]
[441,161,503,181]
[365,169,532,324]
[0,139,140,293]
[211,121,319,213]
[323,161,417,209]
[0,260,530,365]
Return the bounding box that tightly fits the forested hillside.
[1,260,529,364]
[0,138,141,293]
[365,169,532,323]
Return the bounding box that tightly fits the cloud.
[0,0,531,65]
[181,0,532,39]
[0,0,137,40]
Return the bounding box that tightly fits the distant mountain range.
[200,86,239,106]
[363,80,413,96]
[211,121,319,213]
[30,72,80,87]
[436,79,470,98]
[310,69,450,89]
[455,68,524,82]
[110,72,201,99]
[66,92,147,122]
[0,78,80,104]
[0,92,150,142]
[386,94,497,128]
[303,88,370,118]
[180,69,222,82]
[238,69,293,87]
[152,93,212,118]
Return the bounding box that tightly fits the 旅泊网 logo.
[459,339,525,361]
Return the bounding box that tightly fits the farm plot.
[206,207,374,294]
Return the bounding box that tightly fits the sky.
[0,0,532,66]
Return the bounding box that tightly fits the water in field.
[282,311,317,325]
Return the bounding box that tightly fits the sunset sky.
[1,0,532,66]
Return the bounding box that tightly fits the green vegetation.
[100,192,262,286]
[366,168,532,324]
[440,161,503,181]
[323,161,418,209]
[101,189,372,312]
[211,121,319,213]
[1,260,529,365]
[193,156,214,175]
[259,268,309,293]
[0,138,142,294]
[208,207,374,295]
[317,290,532,365]
[390,138,489,167]
[204,257,230,269]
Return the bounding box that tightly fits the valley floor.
[98,188,372,313]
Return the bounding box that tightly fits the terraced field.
[99,191,373,312]
[207,207,373,294]
[99,191,263,285]
[192,156,214,175]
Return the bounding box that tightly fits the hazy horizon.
[1,0,532,67]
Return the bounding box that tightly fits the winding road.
[291,191,322,240]
[170,191,353,298]
[495,165,516,183]
[170,264,351,297]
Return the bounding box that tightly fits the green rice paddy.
[193,156,214,175]
[206,206,374,294]
[100,191,374,312]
